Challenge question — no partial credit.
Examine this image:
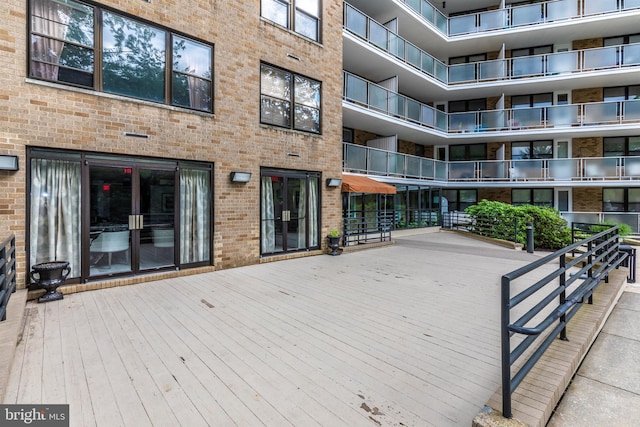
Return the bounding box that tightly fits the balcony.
[343,142,640,186]
[343,71,640,139]
[399,0,640,37]
[344,3,640,87]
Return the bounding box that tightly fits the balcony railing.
[344,142,640,184]
[398,0,640,37]
[344,71,640,134]
[345,3,640,85]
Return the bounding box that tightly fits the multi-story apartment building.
[342,0,640,234]
[1,0,344,289]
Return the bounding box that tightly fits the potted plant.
[326,230,341,256]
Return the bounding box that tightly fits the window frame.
[603,136,640,157]
[603,188,640,212]
[261,0,321,43]
[442,189,478,211]
[511,188,554,207]
[28,0,214,113]
[512,140,553,160]
[260,62,322,134]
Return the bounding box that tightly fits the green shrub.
[465,200,572,250]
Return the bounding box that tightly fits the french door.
[261,169,320,255]
[86,162,177,278]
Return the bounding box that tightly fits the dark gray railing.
[501,226,628,419]
[0,234,17,321]
[444,212,521,244]
[343,213,393,246]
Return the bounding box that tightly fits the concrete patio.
[1,231,629,426]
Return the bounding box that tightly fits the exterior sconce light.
[230,171,252,183]
[326,178,342,187]
[0,155,19,171]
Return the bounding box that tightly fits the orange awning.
[341,175,397,194]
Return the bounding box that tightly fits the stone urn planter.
[326,232,342,256]
[30,261,70,303]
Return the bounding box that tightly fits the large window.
[512,141,553,160]
[603,188,640,212]
[449,144,487,161]
[512,188,553,207]
[604,136,640,157]
[29,0,213,112]
[261,0,321,42]
[260,63,321,133]
[442,189,477,211]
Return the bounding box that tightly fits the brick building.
[1,0,344,289]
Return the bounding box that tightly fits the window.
[442,189,477,211]
[261,0,321,42]
[512,188,553,207]
[603,188,640,212]
[512,141,553,160]
[604,137,640,157]
[29,0,213,112]
[260,63,321,133]
[511,93,553,108]
[449,98,486,113]
[449,144,487,161]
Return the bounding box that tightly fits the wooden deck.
[2,232,627,427]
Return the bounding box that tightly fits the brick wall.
[573,188,602,211]
[1,0,344,286]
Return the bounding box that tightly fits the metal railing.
[0,234,17,322]
[444,212,521,244]
[345,3,640,85]
[399,0,640,37]
[344,142,640,185]
[500,225,628,418]
[343,213,393,246]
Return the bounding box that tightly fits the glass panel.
[547,0,577,20]
[449,162,475,180]
[295,10,318,40]
[479,160,507,179]
[481,110,505,130]
[388,33,405,58]
[585,158,618,178]
[450,112,476,132]
[261,97,291,127]
[30,0,95,86]
[584,0,618,14]
[262,64,291,99]
[479,10,506,30]
[89,165,132,277]
[512,4,543,26]
[172,36,212,112]
[287,178,304,250]
[421,105,435,127]
[421,54,434,75]
[344,74,367,104]
[407,99,420,122]
[604,137,625,156]
[30,158,82,278]
[262,0,288,26]
[623,100,640,120]
[295,75,320,108]
[449,63,476,83]
[450,15,475,35]
[512,160,543,179]
[630,137,640,156]
[532,141,553,158]
[435,61,447,83]
[629,189,640,212]
[512,108,543,127]
[625,0,640,9]
[469,144,486,160]
[345,4,366,38]
[557,141,569,158]
[624,157,640,177]
[558,190,569,212]
[102,12,166,102]
[406,156,421,177]
[548,105,578,126]
[369,149,387,173]
[459,190,477,210]
[622,44,640,65]
[344,144,367,172]
[547,51,578,74]
[140,169,175,270]
[603,188,625,211]
[533,189,553,206]
[512,56,544,77]
[421,158,434,179]
[180,168,211,264]
[512,189,531,205]
[584,103,618,123]
[296,0,318,16]
[388,153,404,175]
[479,59,506,80]
[294,104,320,133]
[584,47,618,69]
[370,21,388,50]
[549,159,576,179]
[369,85,388,111]
[407,44,421,68]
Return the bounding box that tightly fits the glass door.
[87,163,177,278]
[88,165,133,277]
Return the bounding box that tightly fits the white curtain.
[261,177,275,253]
[297,180,306,247]
[30,158,81,276]
[31,0,71,80]
[180,169,210,264]
[309,178,318,247]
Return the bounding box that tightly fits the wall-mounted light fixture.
[230,171,252,183]
[326,178,342,187]
[0,155,19,171]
